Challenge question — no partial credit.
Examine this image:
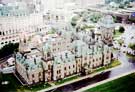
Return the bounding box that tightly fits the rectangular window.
[32,74,34,78]
[48,65,51,70]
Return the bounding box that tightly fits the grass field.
[54,75,79,85]
[0,74,22,92]
[113,31,123,38]
[0,74,51,92]
[95,60,121,73]
[85,73,135,92]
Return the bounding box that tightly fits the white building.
[0,1,45,49]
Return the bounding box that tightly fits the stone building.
[15,25,113,85]
[98,15,115,46]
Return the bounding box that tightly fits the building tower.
[98,15,115,46]
[19,32,30,53]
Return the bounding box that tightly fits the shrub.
[129,43,135,50]
[119,26,125,33]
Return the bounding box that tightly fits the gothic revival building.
[98,15,115,46]
[15,25,113,85]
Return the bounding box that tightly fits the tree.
[128,18,135,23]
[119,4,125,9]
[112,16,117,22]
[119,26,125,33]
[89,13,102,23]
[71,15,81,27]
[129,44,135,50]
[0,43,19,59]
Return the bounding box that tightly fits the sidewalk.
[37,63,122,92]
[74,70,135,92]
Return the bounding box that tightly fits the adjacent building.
[0,0,45,49]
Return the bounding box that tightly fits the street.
[0,54,13,64]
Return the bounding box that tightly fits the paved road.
[48,51,135,92]
[0,54,13,64]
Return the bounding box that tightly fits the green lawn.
[113,31,123,39]
[25,82,51,92]
[85,73,135,92]
[94,60,121,73]
[54,75,79,85]
[95,67,105,72]
[107,60,121,68]
[0,74,51,92]
[0,74,22,92]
